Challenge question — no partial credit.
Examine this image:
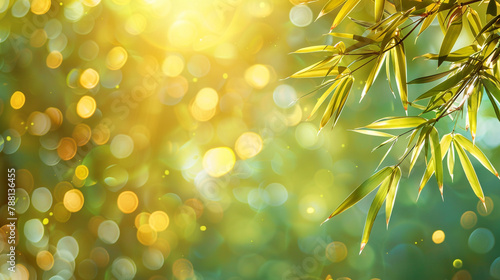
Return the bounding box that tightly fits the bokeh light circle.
[76,95,97,118]
[98,220,120,244]
[468,228,495,254]
[111,257,136,280]
[24,219,44,243]
[203,147,236,177]
[32,187,53,213]
[63,189,84,212]
[10,91,25,109]
[110,134,134,159]
[117,191,139,214]
[432,230,445,244]
[289,5,313,27]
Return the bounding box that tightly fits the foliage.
[292,0,500,253]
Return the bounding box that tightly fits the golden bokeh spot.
[235,132,263,159]
[172,258,194,280]
[306,207,315,214]
[57,137,77,160]
[432,230,445,244]
[46,51,63,69]
[30,29,47,48]
[75,165,89,180]
[36,251,54,271]
[106,46,128,70]
[460,211,477,229]
[135,212,151,228]
[202,147,236,177]
[10,91,25,109]
[45,107,63,131]
[200,225,207,231]
[184,198,204,218]
[325,241,347,262]
[42,218,49,225]
[453,259,463,269]
[149,211,170,232]
[63,189,84,212]
[92,124,111,145]
[90,247,110,267]
[245,64,270,89]
[162,54,184,77]
[31,0,51,14]
[137,224,157,246]
[80,68,100,89]
[190,99,216,122]
[72,123,92,146]
[117,191,139,214]
[195,87,218,111]
[77,95,97,118]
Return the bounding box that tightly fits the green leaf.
[408,68,457,84]
[293,45,338,54]
[487,0,498,22]
[438,9,463,66]
[364,116,428,130]
[328,32,378,44]
[454,139,486,204]
[482,78,500,102]
[361,53,387,101]
[385,166,401,228]
[417,133,452,200]
[318,0,347,20]
[429,127,443,196]
[447,141,455,181]
[332,0,362,29]
[375,0,384,22]
[351,129,395,138]
[467,83,482,141]
[475,14,500,41]
[308,78,343,119]
[322,166,393,224]
[391,41,408,111]
[360,171,392,253]
[454,134,499,178]
[320,75,354,129]
[416,12,438,40]
[467,8,484,45]
[409,125,430,175]
[290,65,348,79]
[415,64,473,101]
[484,87,500,122]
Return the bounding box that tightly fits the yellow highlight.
[162,55,184,77]
[149,211,170,231]
[306,207,315,214]
[80,68,100,89]
[137,224,157,246]
[83,0,101,7]
[117,191,139,214]
[325,241,347,262]
[200,225,207,231]
[31,0,51,14]
[75,165,89,180]
[235,132,263,159]
[63,189,84,212]
[77,95,97,118]
[195,88,219,111]
[106,46,128,70]
[245,64,270,89]
[10,91,25,109]
[432,230,445,244]
[202,147,236,177]
[46,51,63,69]
[42,218,49,225]
[36,251,54,271]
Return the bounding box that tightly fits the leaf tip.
[320,217,330,226]
[480,197,487,212]
[439,185,444,201]
[359,242,366,255]
[416,188,422,202]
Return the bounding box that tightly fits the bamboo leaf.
[467,9,484,45]
[364,116,428,130]
[454,139,486,203]
[485,88,500,122]
[454,134,499,178]
[417,133,452,200]
[429,127,443,196]
[293,45,337,54]
[386,166,401,227]
[322,166,393,224]
[361,53,387,101]
[352,129,395,138]
[328,32,378,44]
[467,84,482,141]
[416,12,438,40]
[415,64,473,101]
[375,0,384,22]
[320,76,354,129]
[331,0,362,30]
[290,65,348,79]
[318,0,347,20]
[409,126,429,175]
[308,78,343,119]
[487,0,498,22]
[438,11,463,66]
[408,68,457,84]
[482,78,500,102]
[475,14,500,41]
[447,141,455,181]
[392,41,408,111]
[360,171,391,253]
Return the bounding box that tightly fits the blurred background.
[0,0,500,279]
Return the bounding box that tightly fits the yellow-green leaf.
[447,141,455,181]
[467,9,484,45]
[293,45,337,54]
[318,0,347,20]
[454,139,486,203]
[364,116,427,130]
[386,166,401,228]
[416,12,438,40]
[375,0,384,22]
[308,78,343,119]
[410,125,430,176]
[322,166,393,224]
[454,134,499,178]
[429,127,443,196]
[361,53,387,101]
[408,68,456,84]
[391,41,408,111]
[467,84,482,141]
[320,75,354,129]
[438,9,463,66]
[352,129,395,138]
[417,133,452,200]
[360,171,391,253]
[331,0,362,30]
[290,65,347,79]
